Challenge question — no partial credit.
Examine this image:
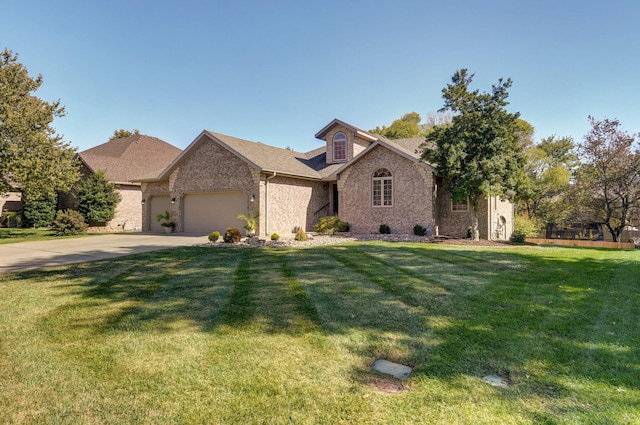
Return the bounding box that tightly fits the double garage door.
[183,191,247,234]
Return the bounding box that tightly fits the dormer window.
[333,132,347,161]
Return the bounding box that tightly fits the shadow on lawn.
[34,243,640,407]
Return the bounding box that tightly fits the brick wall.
[141,181,170,231]
[434,178,514,240]
[263,175,329,236]
[338,145,434,234]
[324,124,373,164]
[111,185,142,231]
[169,136,261,233]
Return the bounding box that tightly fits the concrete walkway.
[0,233,209,274]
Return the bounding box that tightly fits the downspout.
[265,171,277,236]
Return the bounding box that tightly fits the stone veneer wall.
[263,175,330,236]
[337,145,433,234]
[166,136,260,233]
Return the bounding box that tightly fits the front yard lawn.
[0,242,638,424]
[0,228,96,244]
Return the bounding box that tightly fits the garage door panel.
[149,195,171,232]
[184,192,247,233]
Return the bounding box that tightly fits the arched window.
[333,132,346,161]
[372,168,393,207]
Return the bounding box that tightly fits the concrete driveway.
[0,233,209,274]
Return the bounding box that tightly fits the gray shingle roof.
[206,131,341,179]
[79,135,182,183]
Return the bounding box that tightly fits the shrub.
[76,170,121,225]
[511,215,540,243]
[379,224,390,234]
[52,209,88,236]
[294,229,308,241]
[413,224,427,236]
[223,227,242,243]
[237,212,259,235]
[155,210,175,230]
[1,212,22,228]
[270,233,280,241]
[22,192,57,227]
[208,231,220,242]
[314,216,349,235]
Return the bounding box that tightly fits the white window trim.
[333,132,347,162]
[372,168,393,207]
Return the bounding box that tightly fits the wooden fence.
[526,238,636,249]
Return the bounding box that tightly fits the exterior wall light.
[250,195,255,202]
[171,197,176,204]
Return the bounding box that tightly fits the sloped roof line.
[79,134,181,183]
[147,131,326,182]
[314,118,379,141]
[334,137,435,177]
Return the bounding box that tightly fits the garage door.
[149,195,171,232]
[183,191,247,234]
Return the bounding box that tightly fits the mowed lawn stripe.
[289,246,436,363]
[220,250,256,326]
[276,250,324,330]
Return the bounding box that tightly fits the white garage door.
[149,195,171,232]
[183,191,247,234]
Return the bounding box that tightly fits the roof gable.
[314,118,379,142]
[79,135,181,183]
[151,131,338,182]
[334,137,434,177]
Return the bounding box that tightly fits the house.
[61,134,182,231]
[137,119,514,240]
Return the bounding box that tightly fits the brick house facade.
[137,119,514,240]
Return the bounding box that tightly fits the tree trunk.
[471,198,480,241]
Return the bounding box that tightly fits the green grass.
[0,242,638,424]
[0,228,96,244]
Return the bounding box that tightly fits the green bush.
[77,170,122,225]
[511,215,540,243]
[52,209,88,236]
[1,212,22,228]
[314,216,349,235]
[379,224,390,234]
[22,192,57,227]
[294,229,308,241]
[223,227,242,243]
[270,233,280,241]
[208,231,220,242]
[413,224,427,236]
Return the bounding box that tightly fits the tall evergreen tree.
[421,69,525,240]
[76,170,122,225]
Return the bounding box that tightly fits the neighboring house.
[61,134,182,232]
[1,175,23,226]
[136,119,514,240]
[0,190,21,214]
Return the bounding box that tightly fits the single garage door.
[183,191,247,233]
[149,195,171,232]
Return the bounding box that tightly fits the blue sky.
[3,0,639,152]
